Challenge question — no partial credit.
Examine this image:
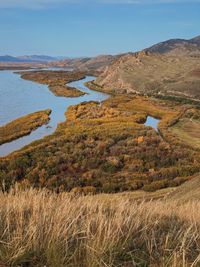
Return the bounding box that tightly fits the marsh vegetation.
[19,70,87,97]
[1,94,200,193]
[0,109,51,145]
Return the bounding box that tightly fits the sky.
[0,0,199,57]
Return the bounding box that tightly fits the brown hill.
[146,35,200,56]
[50,54,120,74]
[95,50,200,100]
[190,35,200,46]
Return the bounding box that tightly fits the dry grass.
[0,188,200,267]
[171,118,200,148]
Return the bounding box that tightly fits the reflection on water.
[144,116,160,131]
[0,70,109,156]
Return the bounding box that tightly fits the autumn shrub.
[143,179,169,192]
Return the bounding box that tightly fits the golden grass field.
[0,180,200,267]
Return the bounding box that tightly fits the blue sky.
[0,0,199,57]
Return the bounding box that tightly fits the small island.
[0,109,51,145]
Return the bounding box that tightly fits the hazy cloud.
[0,0,200,9]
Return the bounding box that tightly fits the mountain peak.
[146,35,200,56]
[190,35,200,45]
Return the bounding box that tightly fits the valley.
[1,82,200,193]
[1,36,200,193]
[1,34,200,267]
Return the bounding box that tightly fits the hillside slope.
[95,50,200,99]
[168,173,200,201]
[146,35,200,56]
[50,54,121,73]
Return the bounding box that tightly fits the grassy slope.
[168,173,200,201]
[0,186,200,267]
[0,109,51,145]
[171,118,200,148]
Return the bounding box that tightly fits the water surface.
[144,116,160,131]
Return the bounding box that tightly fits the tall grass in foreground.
[0,188,200,267]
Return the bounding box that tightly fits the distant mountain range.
[1,35,200,75]
[0,55,65,63]
[49,55,121,73]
